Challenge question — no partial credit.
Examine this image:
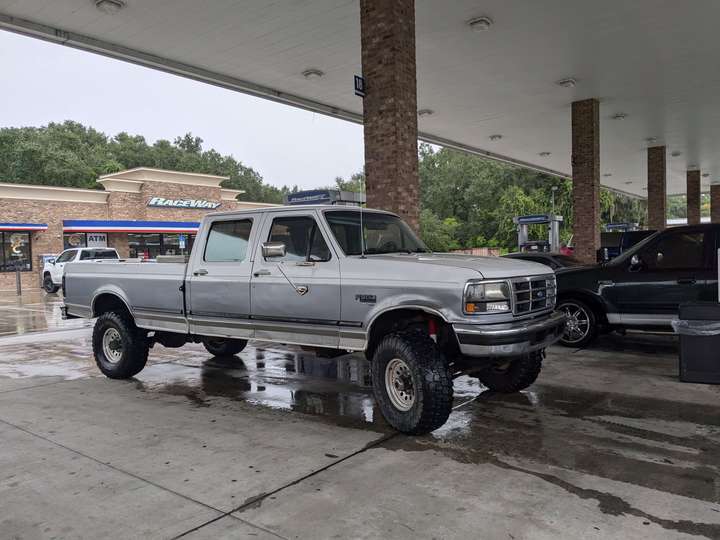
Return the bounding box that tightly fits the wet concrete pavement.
[1,293,719,539]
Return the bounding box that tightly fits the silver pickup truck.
[63,206,565,434]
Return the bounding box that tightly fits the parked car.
[62,206,566,434]
[43,247,119,293]
[556,224,717,347]
[597,229,656,262]
[503,252,585,270]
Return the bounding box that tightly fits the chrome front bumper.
[453,310,567,357]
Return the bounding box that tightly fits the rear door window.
[204,220,253,262]
[79,249,118,260]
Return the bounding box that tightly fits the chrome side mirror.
[262,242,286,259]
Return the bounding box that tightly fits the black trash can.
[674,302,720,384]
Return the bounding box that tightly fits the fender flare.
[90,286,133,318]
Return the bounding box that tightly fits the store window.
[1,232,32,272]
[128,233,196,259]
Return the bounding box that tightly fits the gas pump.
[513,214,563,252]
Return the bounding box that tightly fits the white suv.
[43,247,119,293]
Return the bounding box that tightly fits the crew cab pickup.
[63,206,565,434]
[557,224,719,347]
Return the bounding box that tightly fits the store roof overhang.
[63,220,199,233]
[2,1,720,196]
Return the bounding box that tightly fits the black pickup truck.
[556,224,718,347]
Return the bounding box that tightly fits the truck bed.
[63,259,188,320]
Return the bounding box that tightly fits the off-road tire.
[476,349,544,393]
[92,311,149,379]
[557,298,598,348]
[371,330,453,435]
[202,338,248,357]
[43,274,59,293]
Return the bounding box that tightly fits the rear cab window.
[79,249,119,260]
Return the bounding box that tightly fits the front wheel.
[202,338,248,357]
[371,330,453,435]
[475,350,543,393]
[43,274,59,293]
[92,312,149,379]
[557,299,598,348]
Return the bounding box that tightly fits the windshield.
[324,210,428,255]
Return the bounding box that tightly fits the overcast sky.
[0,30,365,190]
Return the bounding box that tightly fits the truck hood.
[364,252,553,279]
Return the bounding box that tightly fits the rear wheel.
[202,338,248,357]
[43,274,59,293]
[558,298,598,347]
[475,350,543,393]
[92,312,149,379]
[371,330,453,435]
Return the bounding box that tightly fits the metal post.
[15,261,21,296]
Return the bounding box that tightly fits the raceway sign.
[147,197,221,209]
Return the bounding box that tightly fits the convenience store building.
[0,167,275,291]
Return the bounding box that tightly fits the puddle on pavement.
[387,383,720,507]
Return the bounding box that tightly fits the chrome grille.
[511,274,556,315]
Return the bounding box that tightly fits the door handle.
[295,261,315,267]
[253,269,271,277]
[677,278,696,285]
[193,269,208,276]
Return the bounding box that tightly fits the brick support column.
[647,146,667,230]
[571,99,600,264]
[686,170,701,225]
[711,185,720,224]
[360,0,419,230]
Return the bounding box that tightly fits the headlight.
[464,280,511,314]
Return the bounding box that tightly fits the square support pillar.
[711,184,720,223]
[686,170,701,225]
[571,99,600,264]
[360,0,419,230]
[647,146,667,230]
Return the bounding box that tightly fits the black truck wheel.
[371,330,453,435]
[202,338,248,357]
[43,274,59,293]
[557,298,598,348]
[475,349,543,393]
[92,312,149,379]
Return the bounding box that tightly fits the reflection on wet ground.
[0,291,90,336]
[1,292,719,521]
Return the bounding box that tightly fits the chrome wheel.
[385,358,415,411]
[102,327,123,364]
[561,302,591,344]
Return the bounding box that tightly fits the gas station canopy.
[2,0,720,196]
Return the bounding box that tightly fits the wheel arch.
[365,306,452,359]
[91,290,133,319]
[557,290,608,326]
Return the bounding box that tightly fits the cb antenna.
[359,173,366,258]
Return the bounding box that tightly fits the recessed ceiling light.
[625,180,633,185]
[642,187,648,190]
[301,68,324,80]
[603,173,612,177]
[489,134,503,141]
[538,151,551,157]
[467,16,493,32]
[555,77,577,88]
[689,164,699,170]
[612,113,628,120]
[702,173,710,178]
[671,151,682,157]
[417,109,434,117]
[645,137,658,144]
[95,0,125,13]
